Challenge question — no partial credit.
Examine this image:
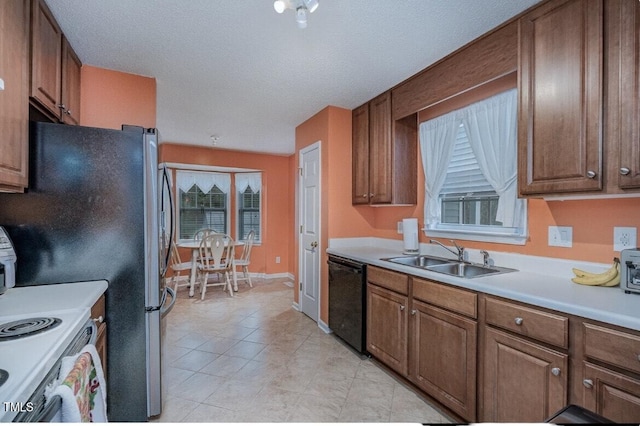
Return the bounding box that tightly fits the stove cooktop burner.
[0,317,62,341]
[0,369,7,387]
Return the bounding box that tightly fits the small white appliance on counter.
[0,227,16,295]
[402,218,419,254]
[621,248,640,294]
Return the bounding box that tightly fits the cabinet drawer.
[412,277,477,319]
[368,266,408,295]
[584,323,640,374]
[485,297,568,349]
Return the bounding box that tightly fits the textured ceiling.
[45,0,539,155]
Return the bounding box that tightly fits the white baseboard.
[318,319,332,334]
[291,301,300,311]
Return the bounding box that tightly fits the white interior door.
[299,143,320,322]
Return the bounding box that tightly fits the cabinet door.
[30,0,62,119]
[0,0,30,191]
[518,0,603,195]
[616,0,640,189]
[368,91,392,204]
[352,103,369,204]
[61,36,81,125]
[411,300,477,421]
[482,327,568,422]
[582,362,640,423]
[366,283,408,376]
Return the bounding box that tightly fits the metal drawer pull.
[514,317,523,326]
[620,167,631,176]
[400,305,405,311]
[583,379,594,388]
[586,170,597,179]
[551,367,561,376]
[93,316,104,324]
[411,309,417,315]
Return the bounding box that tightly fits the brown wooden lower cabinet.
[581,362,640,422]
[410,300,477,420]
[482,327,568,422]
[91,294,107,375]
[366,283,408,376]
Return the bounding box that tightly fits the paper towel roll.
[403,218,419,253]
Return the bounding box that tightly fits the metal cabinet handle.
[586,170,597,179]
[400,305,405,311]
[411,309,417,315]
[93,315,104,324]
[362,193,368,198]
[620,167,631,176]
[57,104,67,110]
[514,317,523,326]
[551,367,561,376]
[583,379,594,388]
[66,110,72,115]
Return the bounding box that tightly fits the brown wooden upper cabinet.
[610,0,640,190]
[0,0,30,192]
[31,0,81,125]
[518,0,603,196]
[352,91,417,205]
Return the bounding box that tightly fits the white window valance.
[176,171,230,194]
[235,172,262,193]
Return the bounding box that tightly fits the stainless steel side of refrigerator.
[0,122,174,421]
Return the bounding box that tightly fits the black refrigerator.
[0,121,175,421]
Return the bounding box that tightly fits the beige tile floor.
[153,278,453,423]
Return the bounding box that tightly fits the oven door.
[12,320,97,422]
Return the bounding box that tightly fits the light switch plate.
[0,78,4,91]
[549,226,573,248]
[614,227,637,251]
[397,221,403,234]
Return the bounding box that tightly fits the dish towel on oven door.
[47,344,107,422]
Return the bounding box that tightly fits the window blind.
[440,124,494,195]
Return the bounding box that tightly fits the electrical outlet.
[548,226,573,248]
[614,227,637,251]
[275,256,281,264]
[397,221,403,234]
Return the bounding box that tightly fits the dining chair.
[197,234,234,299]
[169,242,193,294]
[234,230,255,288]
[193,228,215,241]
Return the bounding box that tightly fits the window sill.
[423,227,527,245]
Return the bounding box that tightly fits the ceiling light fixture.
[274,0,319,28]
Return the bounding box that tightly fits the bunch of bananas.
[571,257,620,287]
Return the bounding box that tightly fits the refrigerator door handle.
[160,287,176,318]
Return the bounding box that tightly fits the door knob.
[551,367,561,376]
[310,241,318,248]
[586,170,597,179]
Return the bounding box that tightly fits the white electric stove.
[0,282,107,422]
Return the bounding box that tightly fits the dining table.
[177,238,245,297]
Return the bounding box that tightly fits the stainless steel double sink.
[382,254,517,279]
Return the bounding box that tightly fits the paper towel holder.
[402,218,420,255]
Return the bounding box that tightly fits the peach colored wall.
[80,65,156,129]
[159,144,292,276]
[294,106,368,323]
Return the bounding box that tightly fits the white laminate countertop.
[0,281,108,317]
[328,238,640,331]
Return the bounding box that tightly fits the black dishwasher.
[328,255,367,354]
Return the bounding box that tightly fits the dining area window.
[176,171,231,239]
[236,172,261,242]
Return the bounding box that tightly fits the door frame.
[297,141,322,323]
